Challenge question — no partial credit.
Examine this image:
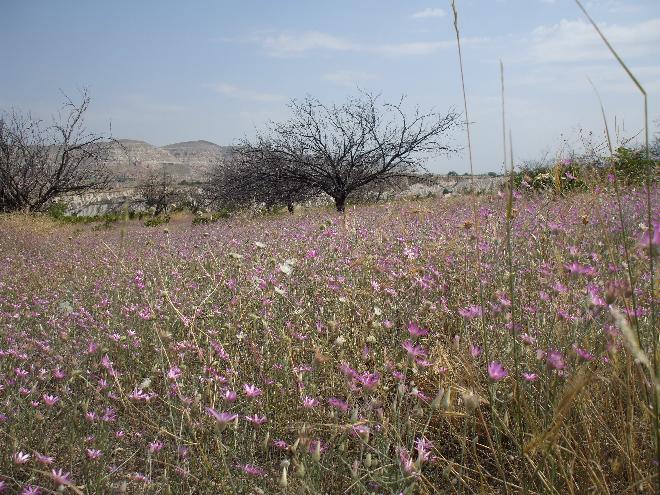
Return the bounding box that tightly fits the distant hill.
[103,139,233,185]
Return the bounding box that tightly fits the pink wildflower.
[408,321,428,337]
[50,468,71,485]
[13,451,30,464]
[488,361,508,381]
[86,449,102,460]
[243,384,262,398]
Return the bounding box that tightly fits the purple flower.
[13,451,30,464]
[86,449,102,460]
[43,394,60,406]
[407,321,428,337]
[522,372,538,382]
[459,305,482,319]
[470,345,483,358]
[546,350,566,370]
[50,468,71,485]
[245,414,267,425]
[148,441,164,453]
[402,339,427,360]
[488,361,508,381]
[167,367,182,380]
[236,464,265,477]
[206,408,238,427]
[243,384,262,398]
[222,389,237,402]
[35,453,54,465]
[572,344,595,362]
[328,397,349,412]
[302,396,320,408]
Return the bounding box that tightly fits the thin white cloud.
[322,70,377,87]
[209,83,283,102]
[410,8,446,19]
[529,18,660,63]
[261,32,356,56]
[256,30,486,58]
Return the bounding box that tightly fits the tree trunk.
[334,195,346,213]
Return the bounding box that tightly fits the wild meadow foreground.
[0,188,657,494]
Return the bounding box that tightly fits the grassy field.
[0,187,657,494]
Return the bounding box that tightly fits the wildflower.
[397,447,416,475]
[206,408,237,430]
[86,449,102,460]
[487,361,508,381]
[245,414,267,425]
[272,439,289,450]
[15,368,29,378]
[35,452,54,465]
[148,441,164,453]
[350,424,370,441]
[522,372,538,382]
[50,468,71,485]
[356,371,381,391]
[402,339,427,360]
[167,367,182,380]
[546,349,566,370]
[222,389,237,402]
[43,394,60,406]
[20,486,41,495]
[458,305,482,319]
[573,344,595,362]
[302,396,320,408]
[470,345,482,358]
[236,463,265,476]
[407,321,428,337]
[129,388,154,402]
[13,451,30,464]
[328,397,349,412]
[415,437,434,463]
[243,384,263,398]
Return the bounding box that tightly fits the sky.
[2,0,659,173]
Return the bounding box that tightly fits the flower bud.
[431,387,445,410]
[364,453,372,468]
[279,466,288,488]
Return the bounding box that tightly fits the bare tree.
[205,151,317,213]
[221,92,460,212]
[137,169,179,215]
[0,90,112,212]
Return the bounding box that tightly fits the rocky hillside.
[104,139,232,184]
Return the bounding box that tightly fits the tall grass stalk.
[575,1,658,488]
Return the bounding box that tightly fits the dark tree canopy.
[205,151,318,213]
[207,93,460,212]
[0,91,113,212]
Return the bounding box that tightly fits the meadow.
[0,182,657,494]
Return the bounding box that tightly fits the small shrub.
[191,210,230,225]
[143,215,170,227]
[613,146,656,185]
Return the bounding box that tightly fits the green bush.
[514,161,588,193]
[143,215,170,227]
[613,146,656,185]
[191,210,230,226]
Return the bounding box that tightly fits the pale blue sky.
[2,0,659,173]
